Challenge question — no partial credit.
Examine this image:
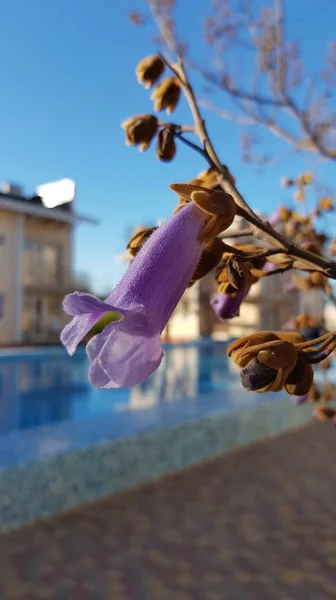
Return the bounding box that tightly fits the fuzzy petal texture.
[61,202,206,387]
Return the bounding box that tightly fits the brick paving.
[0,423,335,599]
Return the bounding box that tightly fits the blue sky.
[0,0,335,293]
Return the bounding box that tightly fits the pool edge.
[0,398,312,532]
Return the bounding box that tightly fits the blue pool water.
[0,341,245,434]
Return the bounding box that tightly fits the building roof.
[0,190,98,225]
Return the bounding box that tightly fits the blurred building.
[0,182,96,345]
[165,217,324,342]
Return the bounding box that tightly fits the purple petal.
[60,315,101,356]
[292,394,308,405]
[211,287,250,320]
[63,292,122,316]
[89,313,163,388]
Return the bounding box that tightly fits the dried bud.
[295,232,307,244]
[284,221,298,238]
[156,128,176,162]
[281,177,294,188]
[122,114,158,151]
[226,257,252,290]
[317,233,328,246]
[291,275,311,291]
[294,189,305,202]
[170,183,236,243]
[313,405,336,421]
[278,206,292,221]
[190,238,224,285]
[151,77,181,114]
[136,55,164,88]
[284,360,314,396]
[318,197,334,211]
[218,281,239,296]
[297,172,313,186]
[126,226,156,257]
[300,241,322,255]
[310,271,325,287]
[241,358,278,392]
[320,382,335,402]
[196,165,236,188]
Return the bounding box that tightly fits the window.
[23,242,63,286]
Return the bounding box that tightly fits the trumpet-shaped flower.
[61,202,207,388]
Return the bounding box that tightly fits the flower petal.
[89,314,163,388]
[63,292,121,316]
[60,314,101,356]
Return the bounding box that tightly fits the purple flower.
[61,203,206,389]
[292,394,308,405]
[211,287,250,320]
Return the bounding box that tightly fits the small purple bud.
[211,287,250,320]
[292,394,309,405]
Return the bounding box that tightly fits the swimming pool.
[0,341,246,434]
[0,342,313,530]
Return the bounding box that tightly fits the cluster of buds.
[126,183,237,278]
[310,380,336,423]
[281,171,313,203]
[122,55,182,162]
[289,270,331,294]
[228,330,336,403]
[215,245,267,296]
[122,114,159,152]
[282,313,327,341]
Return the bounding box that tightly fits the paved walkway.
[0,423,335,599]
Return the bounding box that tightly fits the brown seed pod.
[190,238,225,285]
[121,114,158,151]
[225,257,252,290]
[318,197,334,211]
[314,405,336,421]
[310,271,326,287]
[156,128,176,162]
[278,206,292,221]
[126,226,156,257]
[151,77,181,114]
[284,360,314,396]
[136,55,164,88]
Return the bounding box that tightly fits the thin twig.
[219,228,254,239]
[159,53,336,278]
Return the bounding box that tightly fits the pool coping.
[0,397,312,533]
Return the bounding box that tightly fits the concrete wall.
[0,210,73,344]
[24,218,72,287]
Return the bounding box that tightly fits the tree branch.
[159,53,336,278]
